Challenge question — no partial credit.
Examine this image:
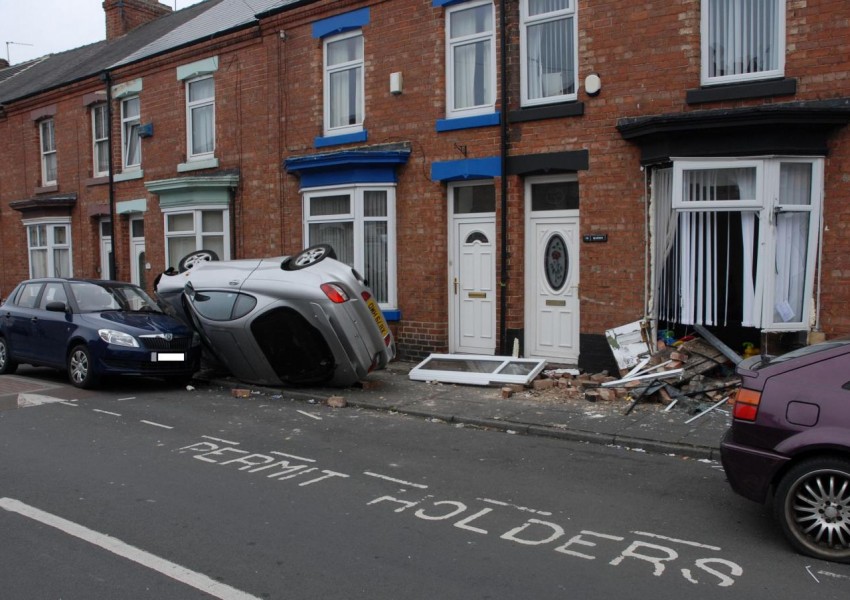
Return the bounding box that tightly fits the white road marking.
[202,435,239,445]
[59,401,79,407]
[806,565,820,583]
[117,397,136,401]
[632,531,721,551]
[140,420,173,430]
[0,497,261,600]
[817,569,850,582]
[364,471,428,489]
[17,394,66,407]
[477,497,552,517]
[270,451,316,463]
[93,409,122,417]
[296,410,322,420]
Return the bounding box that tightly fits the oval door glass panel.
[544,234,569,291]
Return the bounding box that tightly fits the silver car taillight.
[321,283,349,304]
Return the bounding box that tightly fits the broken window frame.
[653,157,823,332]
[409,354,548,386]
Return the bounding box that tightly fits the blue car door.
[4,282,44,361]
[33,282,73,367]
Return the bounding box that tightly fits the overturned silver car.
[154,245,395,387]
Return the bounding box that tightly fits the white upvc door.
[99,219,112,280]
[524,177,580,363]
[450,217,497,354]
[129,216,146,288]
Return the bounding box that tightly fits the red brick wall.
[1,0,849,361]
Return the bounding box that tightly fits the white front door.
[99,219,112,280]
[129,217,146,288]
[449,182,497,355]
[525,176,580,363]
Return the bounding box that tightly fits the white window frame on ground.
[186,75,215,161]
[446,0,496,119]
[39,118,57,186]
[323,30,364,136]
[701,0,785,86]
[121,96,141,170]
[24,218,72,279]
[655,157,822,331]
[163,207,229,271]
[92,104,109,177]
[302,184,397,309]
[519,0,577,107]
[409,354,548,386]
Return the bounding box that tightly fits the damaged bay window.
[653,158,822,332]
[303,186,396,308]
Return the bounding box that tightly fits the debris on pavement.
[527,325,743,420]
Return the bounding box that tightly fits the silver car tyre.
[178,249,220,273]
[283,244,337,271]
[774,457,850,563]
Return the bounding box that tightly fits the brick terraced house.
[1,0,849,372]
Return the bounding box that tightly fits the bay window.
[164,208,228,271]
[303,186,396,307]
[26,220,72,278]
[654,157,822,331]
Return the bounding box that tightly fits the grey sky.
[0,0,206,65]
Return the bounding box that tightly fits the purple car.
[720,338,850,563]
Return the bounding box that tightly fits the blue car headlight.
[98,329,140,348]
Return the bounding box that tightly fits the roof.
[0,0,301,106]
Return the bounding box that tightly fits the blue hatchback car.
[0,278,201,388]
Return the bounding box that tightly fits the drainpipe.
[498,0,508,355]
[101,70,117,280]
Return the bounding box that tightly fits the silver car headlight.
[98,329,140,348]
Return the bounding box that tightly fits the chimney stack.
[103,0,173,41]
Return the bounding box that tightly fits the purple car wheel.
[775,458,850,563]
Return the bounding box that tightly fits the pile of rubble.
[527,335,741,417]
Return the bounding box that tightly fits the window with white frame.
[653,157,822,331]
[92,104,109,177]
[39,118,57,186]
[324,30,364,136]
[303,186,396,307]
[186,76,215,159]
[26,221,72,278]
[121,96,141,170]
[446,0,496,118]
[164,209,228,271]
[702,0,785,85]
[520,0,577,106]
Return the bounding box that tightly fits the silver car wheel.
[178,249,220,273]
[284,244,337,271]
[776,459,850,562]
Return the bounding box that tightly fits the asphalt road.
[2,370,850,599]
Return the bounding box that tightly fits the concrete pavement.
[208,360,730,461]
